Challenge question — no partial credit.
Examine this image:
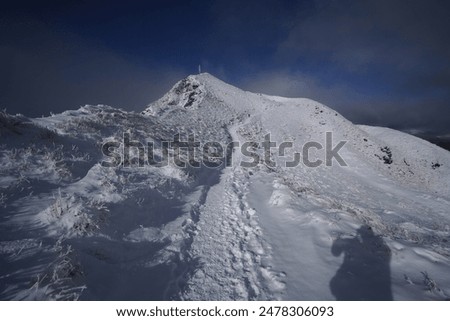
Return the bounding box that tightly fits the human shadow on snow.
[330,225,393,300]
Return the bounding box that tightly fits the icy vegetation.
[1,74,449,300]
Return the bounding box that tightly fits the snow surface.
[1,73,449,300]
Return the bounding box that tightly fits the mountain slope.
[1,73,449,300]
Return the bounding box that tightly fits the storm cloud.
[1,0,449,136]
[0,18,188,116]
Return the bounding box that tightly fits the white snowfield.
[1,73,449,300]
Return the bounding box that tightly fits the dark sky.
[1,0,449,137]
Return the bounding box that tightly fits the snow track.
[181,163,283,300]
[180,121,285,300]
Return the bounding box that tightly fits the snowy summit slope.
[1,73,450,300]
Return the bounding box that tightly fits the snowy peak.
[157,75,205,110]
[143,73,450,196]
[143,73,226,116]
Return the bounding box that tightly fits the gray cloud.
[277,0,450,70]
[1,1,449,138]
[0,19,187,117]
[238,70,362,104]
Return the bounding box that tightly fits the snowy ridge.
[358,125,450,193]
[1,74,450,300]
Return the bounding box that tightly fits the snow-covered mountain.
[1,73,449,300]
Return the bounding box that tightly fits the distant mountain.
[1,73,449,300]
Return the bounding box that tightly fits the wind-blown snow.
[1,73,449,300]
